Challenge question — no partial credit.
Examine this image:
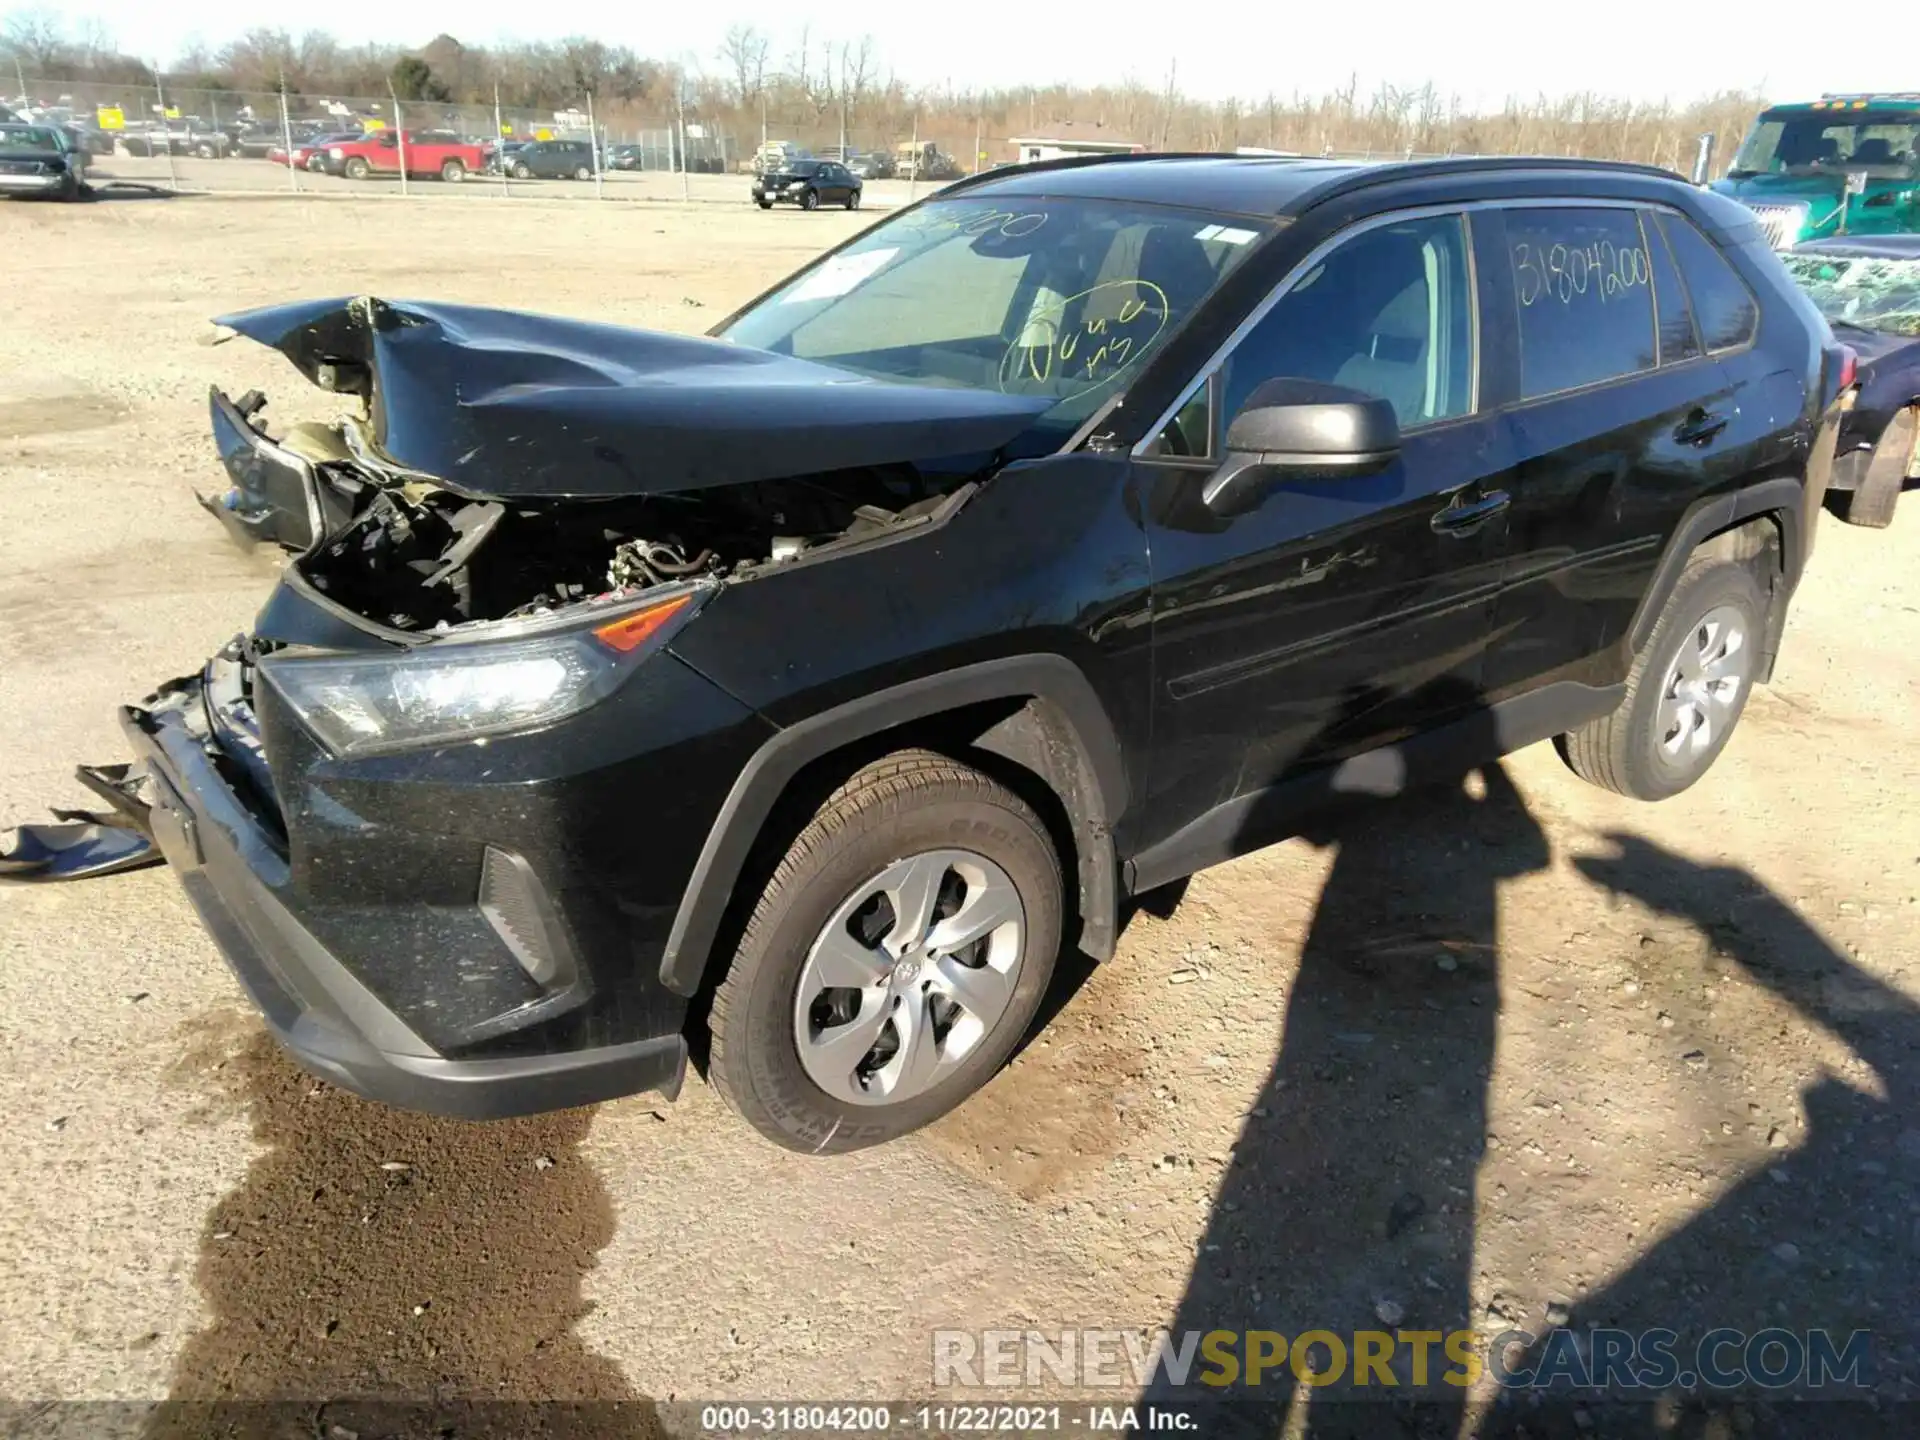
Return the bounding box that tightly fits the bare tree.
[717,23,767,107]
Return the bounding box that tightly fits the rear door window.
[1658,213,1760,352]
[1506,207,1658,400]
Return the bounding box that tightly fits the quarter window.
[1214,213,1475,434]
[1644,213,1702,366]
[1507,208,1657,399]
[1658,213,1759,352]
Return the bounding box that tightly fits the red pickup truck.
[322,129,490,182]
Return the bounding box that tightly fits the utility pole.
[973,114,981,175]
[494,84,508,195]
[153,64,179,191]
[676,74,690,201]
[387,79,408,198]
[1158,59,1177,151]
[838,48,847,159]
[278,72,297,192]
[12,56,25,106]
[586,90,603,199]
[908,111,919,203]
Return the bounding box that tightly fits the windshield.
[1730,111,1920,178]
[722,196,1267,441]
[1781,253,1920,336]
[0,126,62,151]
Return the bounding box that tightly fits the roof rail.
[1817,91,1920,101]
[935,149,1682,210]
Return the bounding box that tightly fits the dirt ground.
[1,192,1917,1437]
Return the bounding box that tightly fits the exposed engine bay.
[217,390,970,633]
[302,463,957,633]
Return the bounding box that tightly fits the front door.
[1134,210,1515,872]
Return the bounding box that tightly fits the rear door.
[1477,202,1747,699]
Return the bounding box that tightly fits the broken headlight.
[259,593,693,757]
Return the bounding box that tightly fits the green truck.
[1712,93,1920,247]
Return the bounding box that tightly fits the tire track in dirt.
[144,1013,659,1438]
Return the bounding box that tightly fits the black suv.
[121,156,1848,1152]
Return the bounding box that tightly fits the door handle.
[1430,489,1511,535]
[1674,409,1729,446]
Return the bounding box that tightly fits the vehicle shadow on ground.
[1141,713,1917,1435]
[77,182,181,203]
[1475,833,1918,1438]
[142,1026,659,1440]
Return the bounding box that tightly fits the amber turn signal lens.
[592,594,692,653]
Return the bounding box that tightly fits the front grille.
[1748,204,1807,250]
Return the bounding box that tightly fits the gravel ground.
[2,193,1917,1437]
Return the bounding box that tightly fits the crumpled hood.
[214,296,1052,499]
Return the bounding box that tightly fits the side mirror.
[1203,379,1401,515]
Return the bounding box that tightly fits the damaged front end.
[203,294,1032,635]
[64,293,1035,1116]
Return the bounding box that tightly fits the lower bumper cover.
[122,695,687,1120]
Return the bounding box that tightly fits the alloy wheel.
[1656,604,1748,761]
[793,849,1025,1106]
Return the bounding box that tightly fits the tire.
[573,164,593,181]
[800,187,820,211]
[756,198,773,209]
[1557,555,1766,801]
[512,162,532,180]
[846,188,861,210]
[343,157,370,180]
[440,158,465,182]
[1835,409,1913,529]
[708,749,1063,1153]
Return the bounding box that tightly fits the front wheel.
[755,198,773,209]
[1557,556,1765,801]
[343,157,370,180]
[799,187,819,211]
[440,158,466,182]
[708,750,1063,1153]
[512,162,532,179]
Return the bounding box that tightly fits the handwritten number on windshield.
[1514,238,1649,308]
[998,280,1170,399]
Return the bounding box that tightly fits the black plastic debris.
[0,762,165,882]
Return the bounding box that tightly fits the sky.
[48,0,1916,113]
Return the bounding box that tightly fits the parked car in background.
[752,139,804,175]
[893,139,957,180]
[502,138,596,180]
[1784,234,1920,526]
[605,143,643,171]
[236,126,283,159]
[60,121,114,157]
[121,120,232,159]
[270,130,362,170]
[753,157,862,210]
[322,129,491,182]
[846,151,893,180]
[0,123,86,199]
[1715,93,1920,248]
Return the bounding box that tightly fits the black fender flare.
[658,655,1128,996]
[1625,477,1806,681]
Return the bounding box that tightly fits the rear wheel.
[1557,556,1765,801]
[512,161,533,180]
[708,750,1062,1153]
[1835,409,1914,529]
[846,188,861,210]
[440,158,466,182]
[800,187,820,211]
[573,164,592,181]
